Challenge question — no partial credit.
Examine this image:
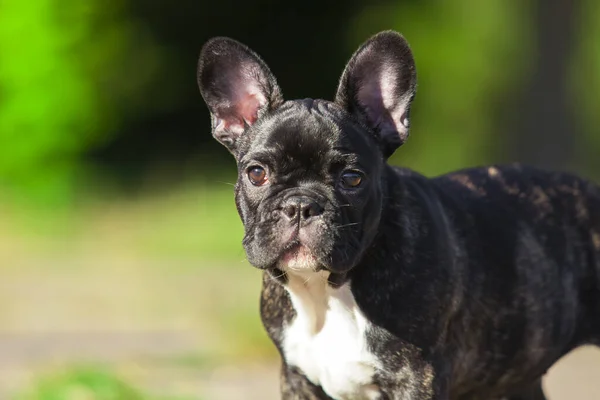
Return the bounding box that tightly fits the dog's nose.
[282,196,323,223]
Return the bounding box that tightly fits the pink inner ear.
[238,93,261,125]
[216,63,269,135]
[219,92,264,135]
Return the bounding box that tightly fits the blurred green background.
[1,0,600,399]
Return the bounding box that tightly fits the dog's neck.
[284,269,331,334]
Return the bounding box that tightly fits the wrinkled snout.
[281,195,324,226]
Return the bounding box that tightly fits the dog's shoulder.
[386,163,600,262]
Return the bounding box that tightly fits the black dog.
[197,31,600,399]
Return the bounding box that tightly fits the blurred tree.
[509,0,582,171]
[0,0,164,203]
[0,1,99,201]
[573,0,600,180]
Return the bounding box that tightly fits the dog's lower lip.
[279,243,319,268]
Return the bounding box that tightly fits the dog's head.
[197,31,416,278]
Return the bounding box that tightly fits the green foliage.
[0,1,97,201]
[0,0,163,203]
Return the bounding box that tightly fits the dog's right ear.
[197,38,283,154]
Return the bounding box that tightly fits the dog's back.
[424,164,600,397]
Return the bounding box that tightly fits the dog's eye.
[247,166,267,186]
[340,171,363,188]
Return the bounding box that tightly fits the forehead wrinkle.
[262,116,337,157]
[244,99,379,172]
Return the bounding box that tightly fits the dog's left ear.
[198,37,283,155]
[335,31,417,158]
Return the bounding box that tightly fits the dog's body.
[262,163,600,400]
[198,32,600,399]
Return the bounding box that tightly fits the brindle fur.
[261,164,600,399]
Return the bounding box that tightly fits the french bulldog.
[197,31,600,400]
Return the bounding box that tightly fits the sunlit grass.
[0,182,245,266]
[12,365,202,400]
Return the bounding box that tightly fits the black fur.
[198,31,600,399]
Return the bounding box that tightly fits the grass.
[0,181,246,266]
[13,366,146,400]
[13,365,202,400]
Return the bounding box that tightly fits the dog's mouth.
[278,242,320,271]
[272,243,349,287]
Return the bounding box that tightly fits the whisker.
[215,181,236,187]
[265,268,288,282]
[335,222,361,229]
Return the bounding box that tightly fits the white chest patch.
[282,271,381,400]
